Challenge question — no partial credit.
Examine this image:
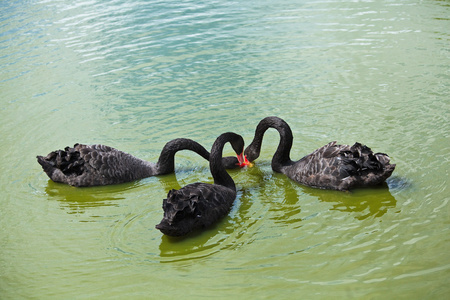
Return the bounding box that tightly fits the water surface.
[1,0,449,298]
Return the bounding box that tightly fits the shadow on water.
[253,171,304,226]
[157,226,228,262]
[245,164,402,223]
[43,179,142,214]
[303,184,399,220]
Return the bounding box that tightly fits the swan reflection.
[303,182,398,220]
[243,165,399,223]
[44,179,139,214]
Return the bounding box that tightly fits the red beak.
[236,153,252,168]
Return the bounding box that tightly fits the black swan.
[244,116,396,191]
[37,138,244,187]
[155,132,247,237]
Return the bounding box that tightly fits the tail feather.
[37,155,56,176]
[37,155,69,183]
[37,145,85,183]
[338,142,395,187]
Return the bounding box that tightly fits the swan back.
[155,183,236,236]
[37,144,156,187]
[286,142,396,191]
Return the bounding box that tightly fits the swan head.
[225,133,252,168]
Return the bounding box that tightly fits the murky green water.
[1,0,449,298]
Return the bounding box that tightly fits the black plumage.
[244,116,396,191]
[37,138,240,187]
[155,132,245,237]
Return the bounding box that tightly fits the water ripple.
[107,188,266,264]
[1,0,449,298]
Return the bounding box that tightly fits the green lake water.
[1,0,449,298]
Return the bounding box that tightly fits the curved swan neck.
[210,132,243,190]
[156,138,210,175]
[245,116,293,172]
